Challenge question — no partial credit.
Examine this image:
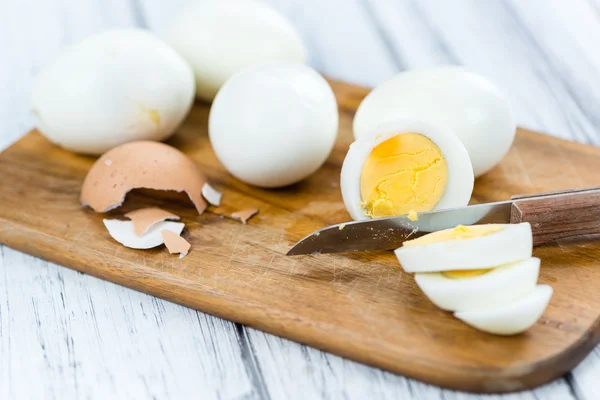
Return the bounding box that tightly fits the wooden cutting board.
[1,80,600,393]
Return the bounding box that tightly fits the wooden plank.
[366,0,596,144]
[263,0,399,86]
[0,1,259,399]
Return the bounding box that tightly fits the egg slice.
[414,257,540,312]
[340,118,474,221]
[395,223,532,273]
[454,285,553,335]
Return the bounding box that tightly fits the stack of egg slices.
[395,222,553,335]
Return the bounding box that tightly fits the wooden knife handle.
[510,187,600,245]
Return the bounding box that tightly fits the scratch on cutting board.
[345,279,362,299]
[512,146,533,187]
[225,242,240,269]
[245,255,276,286]
[554,142,585,187]
[71,220,91,241]
[557,241,568,253]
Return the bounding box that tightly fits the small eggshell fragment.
[103,219,184,249]
[32,28,195,155]
[231,208,258,224]
[124,207,180,236]
[161,230,191,258]
[81,141,213,215]
[201,183,222,206]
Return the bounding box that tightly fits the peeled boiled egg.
[414,257,540,312]
[209,62,338,188]
[455,285,553,335]
[340,118,473,221]
[395,223,532,273]
[168,0,307,102]
[353,66,516,177]
[32,29,195,155]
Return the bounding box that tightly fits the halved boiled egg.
[340,118,474,221]
[455,285,553,335]
[353,66,516,177]
[414,257,540,312]
[395,223,532,273]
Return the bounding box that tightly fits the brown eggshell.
[81,141,219,215]
[161,230,191,257]
[231,208,259,224]
[124,207,180,236]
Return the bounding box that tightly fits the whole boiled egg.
[340,118,473,221]
[353,66,516,177]
[168,0,307,102]
[209,62,338,188]
[32,29,195,155]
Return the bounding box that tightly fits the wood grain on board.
[1,81,599,393]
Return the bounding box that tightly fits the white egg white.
[414,257,540,312]
[32,29,195,155]
[353,66,516,177]
[454,285,553,335]
[340,118,474,221]
[103,219,184,250]
[209,62,338,188]
[168,0,307,101]
[395,223,532,273]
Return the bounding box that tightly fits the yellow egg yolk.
[360,133,448,218]
[403,224,504,247]
[407,210,419,221]
[441,269,491,279]
[404,224,503,278]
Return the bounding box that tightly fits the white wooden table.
[2,0,600,398]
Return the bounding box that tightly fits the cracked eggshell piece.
[81,141,219,215]
[340,118,473,221]
[161,230,191,257]
[231,208,258,224]
[414,257,540,312]
[103,219,184,249]
[124,207,180,236]
[454,284,553,335]
[31,29,195,155]
[201,183,222,206]
[395,223,532,273]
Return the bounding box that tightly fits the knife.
[286,186,600,256]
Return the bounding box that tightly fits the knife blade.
[286,187,600,256]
